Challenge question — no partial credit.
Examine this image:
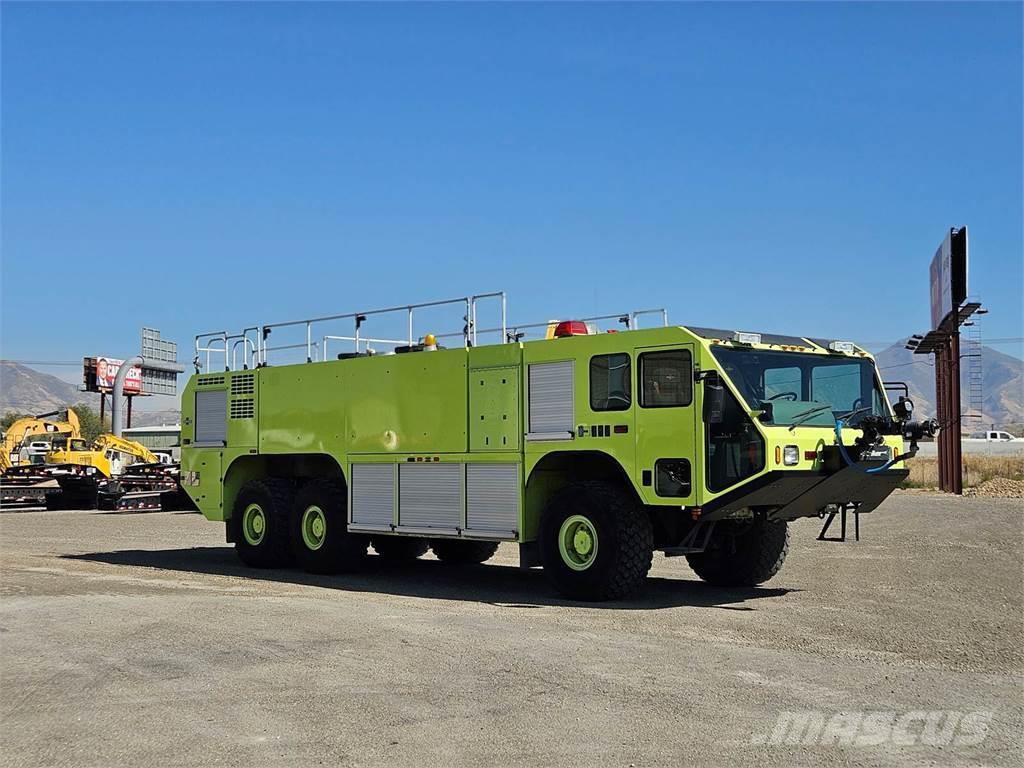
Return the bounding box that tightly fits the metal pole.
[127,395,133,429]
[306,322,312,363]
[111,356,143,437]
[408,308,414,345]
[935,347,949,491]
[949,332,963,494]
[500,293,507,344]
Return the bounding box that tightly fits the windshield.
[710,347,887,427]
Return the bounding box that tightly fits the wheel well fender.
[223,453,346,522]
[523,451,640,541]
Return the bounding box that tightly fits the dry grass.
[903,454,1024,489]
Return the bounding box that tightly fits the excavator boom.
[0,409,82,474]
[45,432,160,478]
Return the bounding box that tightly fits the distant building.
[122,424,181,461]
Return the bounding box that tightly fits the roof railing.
[195,292,506,372]
[193,291,669,373]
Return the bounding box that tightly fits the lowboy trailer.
[182,293,935,600]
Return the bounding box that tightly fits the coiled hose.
[834,418,900,474]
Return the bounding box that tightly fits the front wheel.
[685,518,789,586]
[539,481,653,601]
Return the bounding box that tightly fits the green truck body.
[182,302,913,599]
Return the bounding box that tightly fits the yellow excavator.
[0,409,82,473]
[2,410,176,510]
[41,433,163,510]
[47,433,160,478]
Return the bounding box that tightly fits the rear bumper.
[702,467,908,522]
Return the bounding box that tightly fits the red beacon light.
[552,320,590,338]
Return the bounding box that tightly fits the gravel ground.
[1,492,1021,768]
[963,477,1024,498]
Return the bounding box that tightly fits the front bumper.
[701,466,908,522]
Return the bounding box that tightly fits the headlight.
[783,445,800,466]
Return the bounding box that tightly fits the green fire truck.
[182,293,932,600]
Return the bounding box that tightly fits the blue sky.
[2,2,1021,399]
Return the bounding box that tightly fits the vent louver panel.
[229,398,255,420]
[197,376,225,387]
[231,374,255,396]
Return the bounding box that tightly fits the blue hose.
[835,418,898,474]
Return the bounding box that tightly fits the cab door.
[633,344,697,506]
[107,449,125,476]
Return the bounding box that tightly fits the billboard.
[83,357,142,394]
[929,226,968,331]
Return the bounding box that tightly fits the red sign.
[94,357,142,393]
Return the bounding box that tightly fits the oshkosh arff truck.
[181,293,934,601]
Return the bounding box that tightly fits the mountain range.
[874,342,1023,429]
[3,343,1023,429]
[0,361,181,428]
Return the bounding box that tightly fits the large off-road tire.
[372,535,429,561]
[539,480,653,601]
[231,478,294,568]
[429,539,500,564]
[290,479,368,574]
[685,518,789,587]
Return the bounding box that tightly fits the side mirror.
[702,371,725,424]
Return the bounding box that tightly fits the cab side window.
[639,349,692,407]
[590,354,631,411]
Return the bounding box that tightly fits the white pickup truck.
[965,430,1022,443]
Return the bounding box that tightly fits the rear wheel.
[231,478,294,568]
[372,535,429,561]
[290,479,368,574]
[539,480,653,601]
[430,539,499,564]
[685,518,789,586]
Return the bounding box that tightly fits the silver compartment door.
[465,463,519,536]
[351,463,395,529]
[399,463,462,530]
[194,389,227,446]
[527,360,575,438]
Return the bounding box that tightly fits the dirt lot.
[1,492,1021,767]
